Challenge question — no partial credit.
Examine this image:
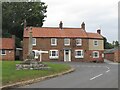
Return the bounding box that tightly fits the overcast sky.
[41,0,118,43]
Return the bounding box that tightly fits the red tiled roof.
[24,27,88,38]
[0,38,15,49]
[23,27,103,39]
[87,33,103,39]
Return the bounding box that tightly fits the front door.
[64,50,71,62]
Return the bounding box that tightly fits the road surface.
[19,60,119,88]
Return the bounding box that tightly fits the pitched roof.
[0,38,15,49]
[87,33,103,39]
[23,27,103,39]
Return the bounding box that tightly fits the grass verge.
[2,61,70,85]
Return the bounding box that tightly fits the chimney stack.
[97,29,101,34]
[81,22,85,30]
[59,21,63,29]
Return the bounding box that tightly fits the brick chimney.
[97,29,101,34]
[59,21,63,29]
[81,22,85,30]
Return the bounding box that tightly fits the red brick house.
[0,37,15,60]
[23,22,104,62]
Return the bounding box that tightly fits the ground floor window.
[49,50,59,59]
[0,49,6,55]
[75,50,84,58]
[93,51,99,58]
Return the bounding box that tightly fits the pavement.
[16,60,119,88]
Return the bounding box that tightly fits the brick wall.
[114,50,120,62]
[104,53,114,61]
[0,50,15,60]
[23,37,89,62]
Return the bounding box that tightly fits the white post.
[39,53,42,62]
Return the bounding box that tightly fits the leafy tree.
[2,2,47,47]
[114,41,119,47]
[103,37,114,49]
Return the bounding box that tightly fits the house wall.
[86,50,104,62]
[88,39,104,62]
[104,53,114,61]
[0,49,15,60]
[23,37,89,62]
[89,39,104,50]
[114,50,120,62]
[23,37,104,62]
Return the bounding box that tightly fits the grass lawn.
[2,61,71,85]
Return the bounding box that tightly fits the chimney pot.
[97,29,101,34]
[59,21,63,29]
[81,22,85,30]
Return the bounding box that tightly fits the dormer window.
[76,39,82,46]
[51,38,57,46]
[64,38,70,46]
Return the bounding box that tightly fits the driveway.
[19,60,119,88]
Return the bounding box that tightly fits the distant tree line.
[103,37,119,49]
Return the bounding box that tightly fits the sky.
[41,0,119,43]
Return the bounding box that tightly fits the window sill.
[76,44,82,46]
[49,57,59,59]
[75,56,84,58]
[64,44,70,46]
[32,44,36,46]
[51,45,57,46]
[93,57,99,58]
[1,54,6,55]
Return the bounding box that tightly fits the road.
[19,60,119,88]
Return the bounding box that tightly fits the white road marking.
[90,74,103,80]
[106,70,110,73]
[106,66,110,70]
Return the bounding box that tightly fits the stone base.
[16,59,50,70]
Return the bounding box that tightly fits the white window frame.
[76,39,82,46]
[75,50,84,58]
[64,38,70,46]
[49,50,59,59]
[32,38,36,46]
[93,51,99,58]
[94,40,98,46]
[0,49,6,55]
[51,38,57,46]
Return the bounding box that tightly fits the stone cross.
[28,27,34,59]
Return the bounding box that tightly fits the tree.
[114,41,119,47]
[103,37,114,49]
[2,2,47,47]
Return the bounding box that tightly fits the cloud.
[42,0,118,42]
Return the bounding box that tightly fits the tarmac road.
[19,60,119,88]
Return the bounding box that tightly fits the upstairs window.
[94,40,98,46]
[76,39,82,46]
[93,51,99,58]
[0,49,6,55]
[32,38,36,46]
[49,50,59,59]
[51,38,57,46]
[75,50,84,58]
[64,38,70,46]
